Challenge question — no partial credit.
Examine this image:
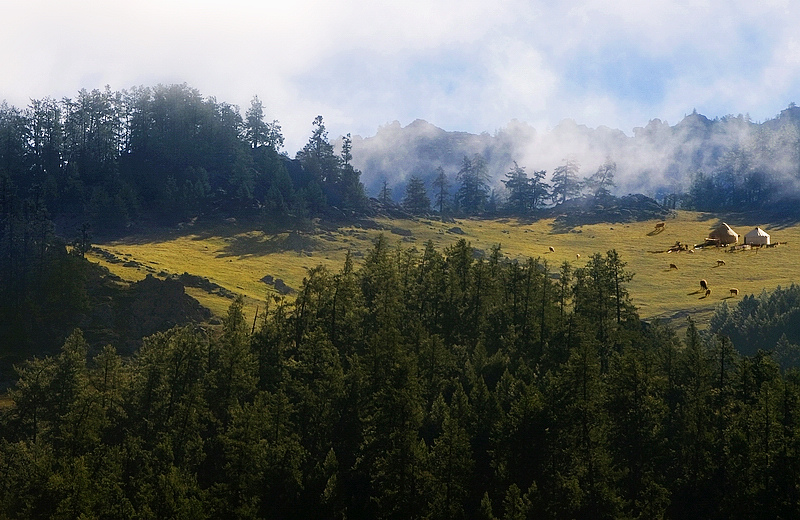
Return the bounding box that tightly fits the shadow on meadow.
[214,231,320,258]
[698,201,800,231]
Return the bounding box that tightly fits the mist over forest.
[348,105,800,209]
[3,84,800,236]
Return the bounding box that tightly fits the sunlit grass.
[85,211,800,331]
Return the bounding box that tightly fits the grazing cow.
[655,222,666,230]
[549,246,555,253]
[705,288,712,297]
[576,253,581,259]
[700,279,708,290]
[717,259,726,266]
[730,288,739,296]
[669,263,678,270]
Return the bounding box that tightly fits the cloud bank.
[3,1,799,155]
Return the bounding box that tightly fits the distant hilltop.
[345,105,800,203]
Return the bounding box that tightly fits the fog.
[345,106,800,203]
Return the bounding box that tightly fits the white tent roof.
[709,222,739,243]
[745,227,770,237]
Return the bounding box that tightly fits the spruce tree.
[402,175,430,215]
[503,162,531,213]
[455,154,490,214]
[431,166,450,215]
[550,158,582,205]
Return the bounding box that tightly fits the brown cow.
[655,222,666,230]
[705,288,712,297]
[700,279,708,290]
[669,263,678,270]
[549,246,555,253]
[717,259,726,266]
[730,288,739,296]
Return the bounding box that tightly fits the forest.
[0,84,367,236]
[0,83,657,354]
[1,238,799,519]
[0,84,368,356]
[3,84,800,518]
[355,107,800,216]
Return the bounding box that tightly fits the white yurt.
[744,227,770,246]
[708,222,739,245]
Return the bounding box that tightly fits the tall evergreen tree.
[585,158,616,199]
[431,166,450,215]
[502,162,531,214]
[378,179,392,205]
[550,158,582,205]
[296,115,340,186]
[455,154,490,214]
[529,169,550,211]
[245,95,269,149]
[402,175,430,215]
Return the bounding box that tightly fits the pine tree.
[378,179,392,205]
[245,95,269,149]
[503,162,531,213]
[456,155,490,214]
[431,166,450,215]
[402,175,430,215]
[530,169,550,211]
[550,158,582,204]
[585,158,616,199]
[296,115,340,186]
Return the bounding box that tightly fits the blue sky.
[3,0,799,152]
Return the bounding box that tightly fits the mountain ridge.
[345,106,800,204]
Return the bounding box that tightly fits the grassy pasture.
[86,211,800,330]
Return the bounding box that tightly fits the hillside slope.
[86,211,800,332]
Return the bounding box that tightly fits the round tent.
[744,227,770,246]
[708,222,739,245]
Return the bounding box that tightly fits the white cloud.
[2,0,800,153]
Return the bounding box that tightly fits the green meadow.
[86,210,800,330]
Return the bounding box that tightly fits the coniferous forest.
[0,84,368,236]
[2,238,799,520]
[3,84,800,518]
[0,84,367,356]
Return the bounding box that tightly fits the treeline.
[396,155,617,217]
[708,284,800,367]
[0,85,367,350]
[2,239,799,519]
[684,145,779,213]
[0,85,367,237]
[680,109,800,213]
[378,107,800,218]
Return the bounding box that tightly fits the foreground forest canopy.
[2,239,799,519]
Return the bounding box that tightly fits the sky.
[3,0,800,153]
